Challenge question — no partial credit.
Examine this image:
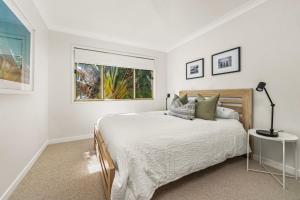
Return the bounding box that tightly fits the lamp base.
[256,130,278,137]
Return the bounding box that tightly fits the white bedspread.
[97,111,247,200]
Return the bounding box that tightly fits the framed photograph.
[0,1,34,93]
[186,58,204,80]
[212,47,240,76]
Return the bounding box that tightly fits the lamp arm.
[264,88,275,106]
[270,104,274,133]
[165,97,168,110]
[264,88,275,133]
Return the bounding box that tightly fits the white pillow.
[188,96,210,101]
[188,96,197,101]
[216,106,239,120]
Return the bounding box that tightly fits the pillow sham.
[173,94,188,105]
[216,106,240,120]
[169,99,195,120]
[195,94,219,120]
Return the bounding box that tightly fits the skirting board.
[48,134,93,144]
[0,140,48,200]
[253,154,300,177]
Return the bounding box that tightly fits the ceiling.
[32,0,264,51]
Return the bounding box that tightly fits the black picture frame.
[211,47,241,76]
[186,58,204,80]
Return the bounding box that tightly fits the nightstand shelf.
[246,129,298,190]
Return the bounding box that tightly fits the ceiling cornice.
[48,25,169,52]
[166,0,268,52]
[30,0,50,29]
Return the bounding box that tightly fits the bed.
[94,89,253,200]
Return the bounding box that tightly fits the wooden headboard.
[179,89,253,130]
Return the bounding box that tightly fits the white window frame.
[71,45,156,103]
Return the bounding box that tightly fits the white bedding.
[97,111,247,200]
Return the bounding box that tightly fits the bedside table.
[246,129,298,189]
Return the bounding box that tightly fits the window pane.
[75,63,101,100]
[135,69,153,98]
[103,66,133,99]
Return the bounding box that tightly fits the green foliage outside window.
[135,69,153,98]
[75,63,101,100]
[103,66,133,99]
[75,63,153,101]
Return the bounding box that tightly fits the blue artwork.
[0,0,32,91]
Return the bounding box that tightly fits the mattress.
[97,111,247,200]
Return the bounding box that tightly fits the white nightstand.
[247,129,298,189]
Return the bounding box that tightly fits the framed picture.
[212,47,240,76]
[0,1,34,93]
[186,58,204,80]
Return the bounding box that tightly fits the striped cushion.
[169,99,196,120]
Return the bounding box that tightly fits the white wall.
[1,0,299,197]
[48,31,167,140]
[167,0,300,167]
[0,0,48,198]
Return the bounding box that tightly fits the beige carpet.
[10,139,300,200]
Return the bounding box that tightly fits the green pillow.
[173,94,188,105]
[195,94,220,120]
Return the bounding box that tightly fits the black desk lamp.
[166,93,170,110]
[256,82,278,137]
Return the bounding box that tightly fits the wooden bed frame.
[94,88,253,200]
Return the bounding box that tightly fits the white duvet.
[97,111,247,200]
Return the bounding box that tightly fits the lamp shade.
[256,82,266,92]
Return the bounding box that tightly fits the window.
[75,64,153,101]
[135,69,153,99]
[103,66,134,99]
[75,63,102,100]
[73,47,155,101]
[74,63,153,101]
